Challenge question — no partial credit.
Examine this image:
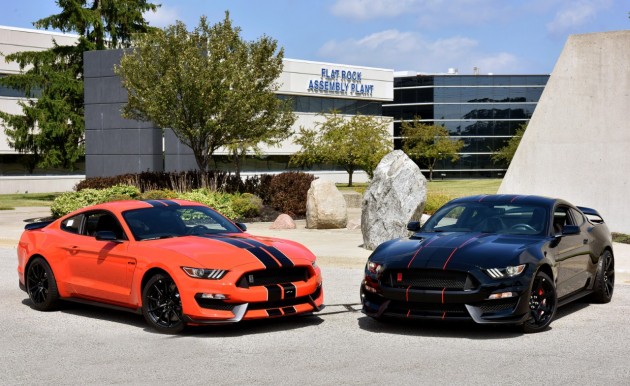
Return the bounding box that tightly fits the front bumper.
[361,268,532,325]
[177,266,324,325]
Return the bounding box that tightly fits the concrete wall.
[83,50,163,177]
[498,30,630,233]
[0,176,84,194]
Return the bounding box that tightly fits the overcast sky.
[1,0,628,74]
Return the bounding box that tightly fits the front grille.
[387,300,469,317]
[236,267,310,288]
[477,298,518,313]
[384,269,476,290]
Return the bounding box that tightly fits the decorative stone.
[361,150,427,250]
[269,214,296,229]
[306,179,348,229]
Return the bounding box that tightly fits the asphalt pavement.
[1,206,629,284]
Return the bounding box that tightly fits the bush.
[51,189,105,217]
[424,192,453,215]
[177,189,238,220]
[268,172,316,217]
[51,185,140,218]
[231,193,263,219]
[139,189,178,200]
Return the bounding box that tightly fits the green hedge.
[50,185,263,220]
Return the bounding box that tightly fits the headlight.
[367,261,384,274]
[182,266,228,280]
[485,264,526,279]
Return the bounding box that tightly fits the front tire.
[589,250,614,303]
[26,257,60,311]
[142,273,185,334]
[522,271,557,333]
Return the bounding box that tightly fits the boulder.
[269,214,296,230]
[306,179,348,229]
[361,150,427,250]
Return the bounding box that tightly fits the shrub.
[51,189,105,217]
[139,189,178,200]
[231,193,263,219]
[268,172,316,217]
[177,189,238,220]
[424,191,453,215]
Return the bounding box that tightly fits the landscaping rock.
[361,150,427,250]
[269,214,296,229]
[306,179,348,229]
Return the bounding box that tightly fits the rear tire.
[142,273,185,334]
[26,257,60,311]
[522,271,557,333]
[589,250,614,303]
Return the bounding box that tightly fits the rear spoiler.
[577,206,605,224]
[24,220,53,231]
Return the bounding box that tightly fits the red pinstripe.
[407,237,439,268]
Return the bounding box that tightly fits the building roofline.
[0,25,79,38]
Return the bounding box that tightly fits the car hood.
[371,232,543,270]
[140,233,314,269]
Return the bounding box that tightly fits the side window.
[61,214,83,234]
[570,208,585,226]
[84,212,126,240]
[553,206,570,234]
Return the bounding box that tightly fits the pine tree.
[0,0,158,172]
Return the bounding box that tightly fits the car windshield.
[122,205,242,241]
[422,202,549,235]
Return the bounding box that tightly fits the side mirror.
[407,221,421,232]
[95,231,122,243]
[235,222,247,231]
[561,225,580,236]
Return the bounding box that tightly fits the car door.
[551,205,591,298]
[62,211,137,305]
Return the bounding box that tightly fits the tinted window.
[424,202,548,235]
[61,215,83,234]
[123,205,241,241]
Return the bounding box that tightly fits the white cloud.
[144,5,180,28]
[330,0,419,20]
[318,29,519,74]
[546,0,612,35]
[330,0,515,26]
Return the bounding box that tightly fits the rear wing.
[24,220,53,231]
[577,206,605,224]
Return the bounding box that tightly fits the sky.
[0,0,628,75]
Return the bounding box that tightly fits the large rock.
[306,179,348,229]
[269,214,296,229]
[361,150,427,250]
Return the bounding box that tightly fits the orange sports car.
[17,199,323,333]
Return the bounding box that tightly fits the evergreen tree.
[0,0,158,172]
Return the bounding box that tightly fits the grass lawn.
[337,179,502,198]
[427,179,502,197]
[0,193,59,210]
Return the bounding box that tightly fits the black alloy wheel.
[589,250,614,303]
[26,257,59,311]
[142,273,185,334]
[522,271,557,333]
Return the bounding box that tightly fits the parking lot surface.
[1,208,630,384]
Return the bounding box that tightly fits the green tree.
[0,0,158,172]
[492,123,527,166]
[401,116,464,181]
[116,13,294,175]
[290,111,392,186]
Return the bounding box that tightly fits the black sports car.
[361,195,615,333]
